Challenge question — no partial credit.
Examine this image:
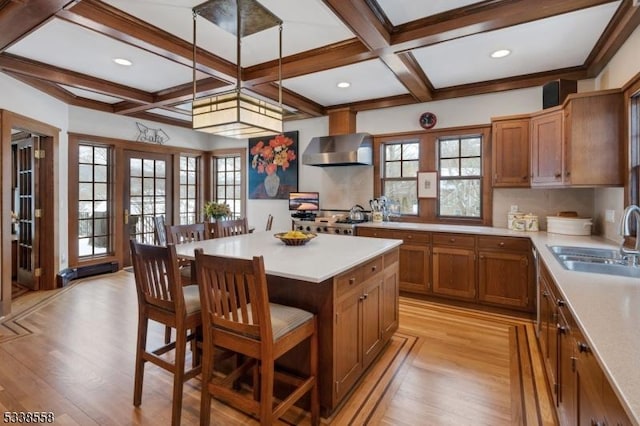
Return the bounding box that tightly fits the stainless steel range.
[292,217,366,236]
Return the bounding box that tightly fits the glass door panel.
[123,151,171,266]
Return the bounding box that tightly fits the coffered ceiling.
[1,0,638,129]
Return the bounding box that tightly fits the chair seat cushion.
[269,303,313,341]
[182,285,201,315]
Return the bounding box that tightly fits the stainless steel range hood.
[302,133,373,166]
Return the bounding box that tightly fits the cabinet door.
[576,340,606,426]
[362,278,382,368]
[531,110,564,186]
[557,311,576,425]
[478,251,530,308]
[381,264,399,341]
[539,270,559,399]
[432,246,476,300]
[399,244,430,294]
[492,118,530,187]
[335,292,363,401]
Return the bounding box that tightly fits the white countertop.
[173,230,402,283]
[358,221,640,424]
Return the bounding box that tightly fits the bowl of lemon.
[274,230,317,246]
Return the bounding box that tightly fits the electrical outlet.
[605,209,615,223]
[510,205,519,212]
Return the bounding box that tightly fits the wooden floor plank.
[0,272,555,425]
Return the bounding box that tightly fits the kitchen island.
[175,231,402,416]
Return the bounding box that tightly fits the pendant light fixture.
[192,0,283,138]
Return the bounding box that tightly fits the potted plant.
[203,201,231,222]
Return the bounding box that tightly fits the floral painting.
[248,131,298,199]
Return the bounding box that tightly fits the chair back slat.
[130,239,184,314]
[214,218,249,238]
[166,223,208,244]
[195,249,271,341]
[153,215,167,246]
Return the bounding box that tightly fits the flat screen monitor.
[289,192,319,212]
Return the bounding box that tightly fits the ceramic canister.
[524,214,539,231]
[508,212,526,231]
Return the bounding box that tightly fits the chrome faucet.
[619,204,640,265]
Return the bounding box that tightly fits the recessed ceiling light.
[113,58,133,66]
[337,81,350,88]
[491,49,511,59]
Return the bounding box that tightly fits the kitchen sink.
[547,245,640,278]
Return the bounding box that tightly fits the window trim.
[373,125,492,226]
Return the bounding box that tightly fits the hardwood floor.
[0,271,556,425]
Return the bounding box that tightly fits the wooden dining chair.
[265,214,274,231]
[129,239,202,426]
[194,250,319,425]
[153,215,167,246]
[165,223,208,244]
[214,217,249,238]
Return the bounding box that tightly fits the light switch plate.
[605,209,615,223]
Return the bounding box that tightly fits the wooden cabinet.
[478,236,533,311]
[563,91,623,186]
[530,109,564,186]
[538,263,559,400]
[358,227,534,312]
[333,251,398,404]
[357,227,430,294]
[530,91,623,187]
[432,233,476,300]
[491,117,530,187]
[537,259,632,426]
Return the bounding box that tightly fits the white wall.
[0,73,70,268]
[69,106,213,150]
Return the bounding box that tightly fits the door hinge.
[35,209,42,218]
[34,149,45,159]
[35,268,42,277]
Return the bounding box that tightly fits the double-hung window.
[212,149,247,219]
[438,135,482,218]
[381,141,420,215]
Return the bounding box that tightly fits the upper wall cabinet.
[562,91,623,186]
[491,117,530,187]
[531,90,624,188]
[530,109,564,186]
[492,89,624,188]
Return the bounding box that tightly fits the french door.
[16,136,40,290]
[123,151,172,266]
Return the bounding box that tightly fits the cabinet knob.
[449,238,455,243]
[557,324,567,334]
[577,342,590,353]
[557,299,565,307]
[555,172,562,178]
[566,171,571,177]
[542,291,549,298]
[407,235,412,239]
[522,176,528,180]
[498,242,505,247]
[349,277,356,285]
[371,265,377,272]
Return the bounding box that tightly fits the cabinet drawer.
[394,231,430,244]
[478,236,530,252]
[362,256,383,281]
[336,267,364,298]
[357,227,395,239]
[433,233,475,248]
